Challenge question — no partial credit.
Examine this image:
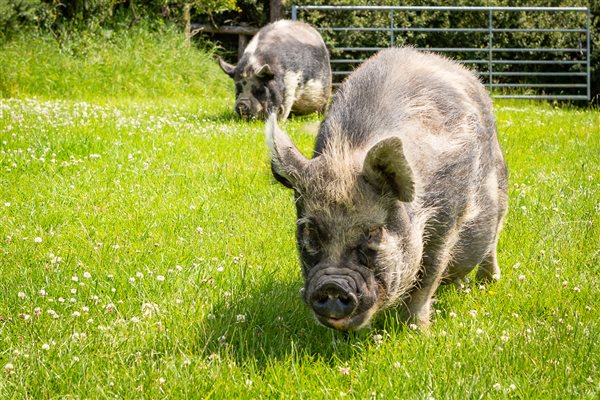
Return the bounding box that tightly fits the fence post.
[390,10,395,47]
[488,9,493,93]
[586,7,591,100]
[291,5,297,21]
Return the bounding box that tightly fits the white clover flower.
[142,303,159,318]
[4,363,14,375]
[409,323,418,330]
[39,289,47,297]
[18,292,26,299]
[493,383,501,390]
[158,377,166,385]
[476,328,484,335]
[70,288,77,294]
[135,272,144,279]
[83,271,91,279]
[373,334,384,345]
[129,277,136,283]
[519,274,526,281]
[34,237,42,243]
[105,303,116,312]
[469,310,478,318]
[72,276,79,282]
[156,275,165,282]
[131,317,140,323]
[449,311,457,318]
[41,343,50,351]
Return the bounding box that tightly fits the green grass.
[1,28,599,399]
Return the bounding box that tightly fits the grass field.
[1,28,599,399]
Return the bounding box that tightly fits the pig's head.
[219,58,284,120]
[267,116,423,331]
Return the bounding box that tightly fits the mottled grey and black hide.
[267,47,508,331]
[218,20,332,120]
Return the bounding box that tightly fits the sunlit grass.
[0,29,598,398]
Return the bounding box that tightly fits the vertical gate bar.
[586,7,591,100]
[291,5,297,21]
[488,9,493,92]
[390,10,395,47]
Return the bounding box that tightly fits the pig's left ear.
[362,137,415,202]
[256,64,274,80]
[218,57,236,78]
[266,114,308,189]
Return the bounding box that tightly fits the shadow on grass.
[197,277,415,367]
[195,109,324,126]
[195,109,241,123]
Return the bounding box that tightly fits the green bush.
[0,0,240,39]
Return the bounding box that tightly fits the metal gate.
[291,5,591,101]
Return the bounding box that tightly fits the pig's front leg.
[403,227,462,329]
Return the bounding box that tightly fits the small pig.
[267,47,508,331]
[218,20,332,120]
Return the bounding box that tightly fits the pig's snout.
[235,101,250,117]
[310,282,358,319]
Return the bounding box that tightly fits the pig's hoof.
[476,268,501,283]
[451,277,471,291]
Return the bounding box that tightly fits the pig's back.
[314,47,496,156]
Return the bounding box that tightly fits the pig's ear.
[218,57,236,77]
[256,64,274,80]
[266,114,308,189]
[362,137,415,202]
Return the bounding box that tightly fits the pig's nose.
[235,102,250,116]
[310,283,358,319]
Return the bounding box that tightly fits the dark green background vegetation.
[0,0,598,102]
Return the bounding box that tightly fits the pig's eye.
[364,226,384,248]
[301,223,321,256]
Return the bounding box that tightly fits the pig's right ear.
[362,137,415,202]
[218,57,236,78]
[266,114,308,189]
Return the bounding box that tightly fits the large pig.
[218,20,332,120]
[267,47,508,331]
